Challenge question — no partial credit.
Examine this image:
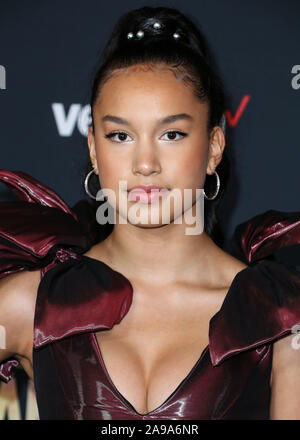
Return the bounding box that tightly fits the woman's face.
[88,64,225,228]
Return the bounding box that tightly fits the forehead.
[105,63,189,83]
[95,64,207,116]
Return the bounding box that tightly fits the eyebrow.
[101,113,194,126]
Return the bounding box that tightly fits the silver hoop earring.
[84,169,98,200]
[203,170,220,200]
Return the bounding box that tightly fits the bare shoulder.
[269,333,300,419]
[0,268,41,362]
[272,332,300,376]
[215,247,249,288]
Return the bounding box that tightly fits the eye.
[104,131,132,143]
[104,130,187,143]
[161,130,187,141]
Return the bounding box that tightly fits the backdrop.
[0,0,299,419]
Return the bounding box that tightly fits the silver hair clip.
[136,30,144,39]
[126,19,182,41]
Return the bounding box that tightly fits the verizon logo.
[225,95,250,127]
[52,103,92,136]
[52,95,251,137]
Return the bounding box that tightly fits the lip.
[127,185,166,193]
[127,185,170,203]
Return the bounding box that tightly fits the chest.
[93,283,221,415]
[33,321,273,420]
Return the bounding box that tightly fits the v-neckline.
[81,253,250,417]
[91,331,210,417]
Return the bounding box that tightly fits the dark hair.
[84,6,230,247]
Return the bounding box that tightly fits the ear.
[87,125,99,174]
[206,126,226,175]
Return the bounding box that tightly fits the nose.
[132,140,161,177]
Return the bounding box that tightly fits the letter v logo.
[52,103,81,136]
[225,95,251,127]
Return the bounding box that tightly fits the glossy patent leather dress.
[0,169,300,420]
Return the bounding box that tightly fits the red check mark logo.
[225,95,251,127]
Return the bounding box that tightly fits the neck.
[96,206,229,287]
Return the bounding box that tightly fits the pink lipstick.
[127,185,169,203]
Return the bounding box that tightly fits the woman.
[0,6,300,420]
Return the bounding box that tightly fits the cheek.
[174,145,208,189]
[96,152,129,190]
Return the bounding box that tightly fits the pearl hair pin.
[136,30,144,38]
[153,21,161,29]
[126,19,181,40]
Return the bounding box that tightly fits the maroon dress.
[0,169,300,420]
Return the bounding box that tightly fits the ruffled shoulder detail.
[230,208,300,264]
[33,255,133,348]
[209,258,300,366]
[209,209,300,366]
[0,169,99,382]
[0,170,100,279]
